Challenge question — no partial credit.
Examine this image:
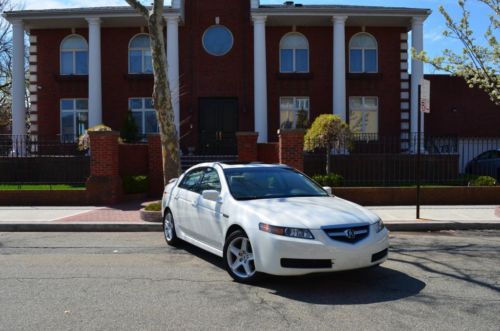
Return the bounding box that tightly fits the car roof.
[185,162,289,171]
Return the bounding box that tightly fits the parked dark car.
[465,149,500,180]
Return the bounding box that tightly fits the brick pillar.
[86,131,122,204]
[278,129,305,172]
[148,134,164,197]
[236,132,259,162]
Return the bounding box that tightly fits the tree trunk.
[126,0,181,185]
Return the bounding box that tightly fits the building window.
[60,99,88,140]
[129,98,159,134]
[280,33,309,73]
[202,25,234,56]
[280,97,310,129]
[60,35,88,75]
[129,34,153,74]
[349,33,378,73]
[349,97,378,135]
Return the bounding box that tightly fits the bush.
[468,176,497,186]
[144,201,161,212]
[120,110,140,143]
[122,175,149,194]
[312,173,344,187]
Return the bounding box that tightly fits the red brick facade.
[29,0,414,149]
[27,0,499,153]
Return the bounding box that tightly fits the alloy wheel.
[226,236,256,279]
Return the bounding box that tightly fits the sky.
[10,0,497,73]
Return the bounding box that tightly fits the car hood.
[238,196,379,229]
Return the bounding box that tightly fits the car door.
[175,168,205,237]
[195,167,225,250]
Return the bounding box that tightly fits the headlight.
[259,223,315,240]
[375,219,385,233]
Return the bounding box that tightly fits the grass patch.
[0,184,85,191]
[144,201,161,212]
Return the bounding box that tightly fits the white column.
[253,15,268,143]
[11,19,26,148]
[332,16,347,122]
[411,17,424,137]
[165,14,180,136]
[87,17,102,127]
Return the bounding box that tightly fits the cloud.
[15,0,132,10]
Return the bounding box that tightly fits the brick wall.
[119,143,149,176]
[86,131,122,204]
[278,129,305,171]
[236,132,259,162]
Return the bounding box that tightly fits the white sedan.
[161,163,389,283]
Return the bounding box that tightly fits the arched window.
[129,34,153,74]
[349,33,378,73]
[280,33,309,73]
[60,35,88,75]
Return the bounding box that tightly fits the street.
[0,231,499,331]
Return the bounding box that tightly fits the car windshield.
[223,167,329,200]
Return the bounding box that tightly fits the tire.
[223,229,261,283]
[163,210,180,246]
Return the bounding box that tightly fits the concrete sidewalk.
[0,203,498,232]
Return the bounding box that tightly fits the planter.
[140,208,162,223]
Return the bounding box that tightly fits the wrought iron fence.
[0,135,90,185]
[0,134,84,157]
[304,133,500,186]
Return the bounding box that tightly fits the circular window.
[202,25,234,56]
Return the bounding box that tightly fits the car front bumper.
[252,227,389,276]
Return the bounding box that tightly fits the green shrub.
[468,176,497,186]
[144,201,161,212]
[122,175,149,194]
[120,110,140,143]
[312,173,344,187]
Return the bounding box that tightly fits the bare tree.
[125,0,181,184]
[0,0,13,128]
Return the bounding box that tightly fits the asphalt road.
[0,231,499,331]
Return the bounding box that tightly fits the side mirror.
[202,190,219,202]
[323,186,333,195]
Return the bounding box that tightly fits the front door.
[199,98,238,155]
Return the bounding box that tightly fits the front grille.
[281,258,332,269]
[371,248,388,262]
[323,224,370,244]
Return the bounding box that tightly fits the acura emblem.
[344,229,356,239]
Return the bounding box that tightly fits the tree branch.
[124,0,150,19]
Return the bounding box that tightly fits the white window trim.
[349,32,378,74]
[279,96,310,129]
[128,97,158,134]
[348,96,379,135]
[60,34,88,76]
[128,33,153,74]
[279,32,310,73]
[60,98,89,141]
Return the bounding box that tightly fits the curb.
[0,222,499,232]
[385,222,500,231]
[0,223,162,232]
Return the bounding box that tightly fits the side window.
[198,168,222,193]
[178,169,205,192]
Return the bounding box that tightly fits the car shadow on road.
[253,267,426,305]
[177,242,426,305]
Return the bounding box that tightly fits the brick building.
[7,0,492,157]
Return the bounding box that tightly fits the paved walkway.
[0,203,498,231]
